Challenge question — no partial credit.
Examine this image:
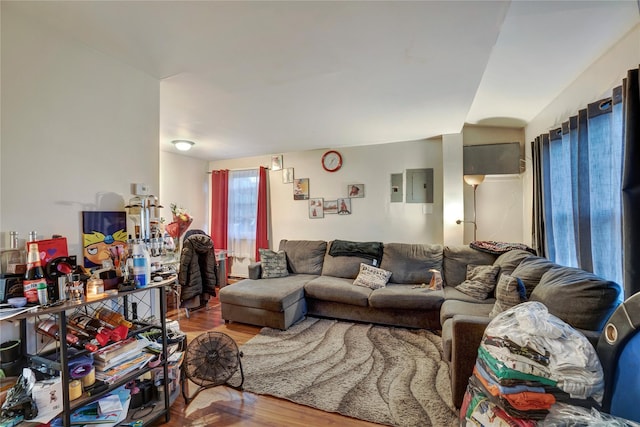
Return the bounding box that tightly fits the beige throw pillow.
[455,264,500,300]
[353,263,392,290]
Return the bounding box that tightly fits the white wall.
[442,133,464,246]
[159,152,210,235]
[209,128,528,253]
[522,24,640,244]
[462,125,525,244]
[1,8,159,260]
[210,139,444,249]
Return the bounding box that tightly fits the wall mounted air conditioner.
[463,142,523,175]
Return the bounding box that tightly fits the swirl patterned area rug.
[232,317,458,427]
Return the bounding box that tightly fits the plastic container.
[7,297,27,308]
[0,339,21,363]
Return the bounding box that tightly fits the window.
[228,169,259,258]
[539,89,623,294]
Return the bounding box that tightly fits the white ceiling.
[5,1,639,161]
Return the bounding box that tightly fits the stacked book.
[94,337,155,384]
[69,387,131,425]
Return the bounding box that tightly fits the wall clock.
[321,150,342,172]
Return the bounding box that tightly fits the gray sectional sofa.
[218,239,621,408]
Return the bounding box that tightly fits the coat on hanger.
[178,229,217,308]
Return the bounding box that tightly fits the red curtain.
[255,166,269,261]
[210,169,229,253]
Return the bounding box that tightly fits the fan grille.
[183,332,240,386]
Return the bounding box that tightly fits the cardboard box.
[31,377,63,422]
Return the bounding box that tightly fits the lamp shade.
[463,174,485,186]
[172,140,195,151]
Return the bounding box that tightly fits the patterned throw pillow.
[455,264,501,300]
[489,274,527,317]
[259,249,289,279]
[353,263,392,290]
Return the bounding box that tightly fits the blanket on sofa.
[329,239,384,264]
[470,240,536,255]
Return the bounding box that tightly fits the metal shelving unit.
[1,276,176,426]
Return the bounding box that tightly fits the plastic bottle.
[23,243,47,303]
[132,240,150,288]
[37,281,49,305]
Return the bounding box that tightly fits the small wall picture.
[309,198,324,219]
[271,154,283,171]
[348,184,365,198]
[282,167,294,184]
[324,200,338,214]
[293,178,309,200]
[82,211,128,268]
[337,198,351,215]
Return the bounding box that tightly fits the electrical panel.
[406,168,433,203]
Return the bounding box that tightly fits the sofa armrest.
[248,262,262,280]
[450,314,491,408]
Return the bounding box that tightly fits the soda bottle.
[24,243,46,304]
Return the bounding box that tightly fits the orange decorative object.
[166,217,193,239]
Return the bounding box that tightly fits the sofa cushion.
[489,274,527,318]
[455,264,500,300]
[321,241,373,279]
[510,256,556,298]
[440,299,495,329]
[279,240,327,275]
[353,263,392,290]
[530,266,621,331]
[493,249,534,277]
[304,276,371,307]
[443,286,497,304]
[443,246,497,287]
[258,249,289,279]
[380,243,443,284]
[219,274,314,312]
[368,284,444,310]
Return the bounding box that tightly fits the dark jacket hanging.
[179,229,217,308]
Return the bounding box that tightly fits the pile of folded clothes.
[461,301,604,426]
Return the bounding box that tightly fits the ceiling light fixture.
[172,140,195,151]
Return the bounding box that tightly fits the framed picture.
[82,211,128,268]
[324,200,338,214]
[293,178,309,200]
[309,198,324,219]
[282,167,294,184]
[337,198,352,215]
[271,154,283,171]
[348,184,365,198]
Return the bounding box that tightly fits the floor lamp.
[456,174,485,241]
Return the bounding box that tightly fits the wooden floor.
[155,289,381,427]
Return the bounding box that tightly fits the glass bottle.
[68,313,125,345]
[0,232,26,276]
[23,243,46,303]
[93,307,133,329]
[36,319,98,352]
